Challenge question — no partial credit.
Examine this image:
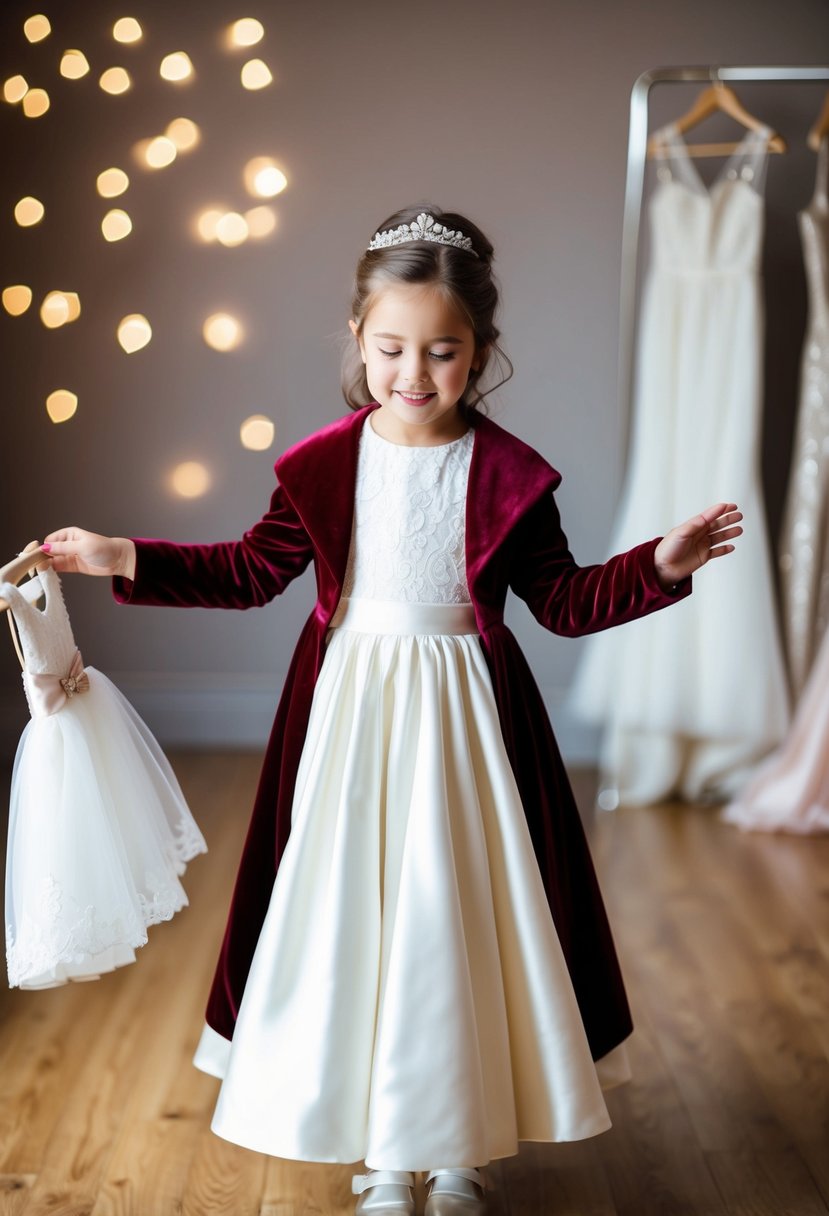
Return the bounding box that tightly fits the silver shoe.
[424,1167,489,1215]
[352,1170,416,1215]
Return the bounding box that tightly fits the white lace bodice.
[0,566,77,678]
[341,414,475,604]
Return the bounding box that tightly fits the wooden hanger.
[0,541,49,613]
[808,89,829,151]
[648,82,787,159]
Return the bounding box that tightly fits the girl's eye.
[377,349,455,362]
[430,352,455,362]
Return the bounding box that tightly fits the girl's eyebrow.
[372,332,464,344]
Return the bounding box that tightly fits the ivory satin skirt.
[194,597,627,1168]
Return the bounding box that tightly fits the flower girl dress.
[2,564,206,989]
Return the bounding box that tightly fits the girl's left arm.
[508,490,692,637]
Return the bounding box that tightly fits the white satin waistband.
[329,597,479,636]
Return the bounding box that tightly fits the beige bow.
[24,650,90,718]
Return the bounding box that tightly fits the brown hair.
[341,204,513,419]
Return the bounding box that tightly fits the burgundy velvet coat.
[114,403,691,1061]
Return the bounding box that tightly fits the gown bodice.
[798,137,829,334]
[0,566,77,678]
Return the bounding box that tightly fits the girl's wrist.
[117,538,136,581]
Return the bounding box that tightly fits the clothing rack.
[618,64,829,457]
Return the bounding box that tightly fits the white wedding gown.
[193,413,625,1170]
[569,124,790,806]
[2,565,206,988]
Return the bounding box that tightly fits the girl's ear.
[348,319,367,364]
[471,343,490,374]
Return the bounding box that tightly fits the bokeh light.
[171,461,210,498]
[245,205,277,238]
[113,17,143,43]
[203,312,243,351]
[195,207,224,242]
[215,212,249,246]
[24,15,51,42]
[166,116,200,151]
[4,76,29,103]
[2,285,33,316]
[97,167,129,197]
[243,156,287,198]
[99,67,131,95]
[60,50,90,79]
[145,136,177,168]
[229,18,264,47]
[117,314,152,353]
[15,196,45,226]
[22,88,49,118]
[46,390,78,424]
[40,292,70,329]
[160,52,194,82]
[240,415,275,450]
[241,59,272,90]
[101,208,132,241]
[63,292,81,322]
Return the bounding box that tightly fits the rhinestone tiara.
[367,212,478,256]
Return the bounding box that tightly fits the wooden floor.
[1,752,828,1216]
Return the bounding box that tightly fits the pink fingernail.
[41,543,52,552]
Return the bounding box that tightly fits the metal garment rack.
[618,64,829,453]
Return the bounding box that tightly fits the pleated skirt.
[194,597,623,1169]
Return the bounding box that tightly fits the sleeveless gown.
[569,124,790,806]
[192,413,626,1170]
[778,135,829,697]
[723,136,829,834]
[2,565,206,989]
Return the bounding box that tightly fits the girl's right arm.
[43,481,315,610]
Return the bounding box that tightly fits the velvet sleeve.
[508,490,691,637]
[111,481,314,609]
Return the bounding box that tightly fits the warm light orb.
[171,461,210,498]
[97,167,129,197]
[15,196,45,226]
[166,116,200,152]
[229,18,264,47]
[101,208,132,241]
[160,52,194,82]
[245,205,276,238]
[60,50,90,79]
[240,59,272,90]
[46,390,78,424]
[240,415,274,451]
[40,292,70,329]
[4,75,28,103]
[215,212,249,247]
[145,136,177,168]
[203,312,243,351]
[63,291,81,322]
[22,88,50,117]
[24,15,51,42]
[99,67,131,94]
[117,313,152,353]
[243,156,287,198]
[113,17,143,43]
[195,207,224,242]
[2,285,33,316]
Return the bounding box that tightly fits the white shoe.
[424,1167,489,1215]
[351,1170,416,1215]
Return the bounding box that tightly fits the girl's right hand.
[41,528,136,580]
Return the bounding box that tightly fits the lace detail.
[5,870,189,988]
[341,417,474,604]
[0,566,78,677]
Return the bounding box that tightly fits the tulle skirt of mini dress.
[5,667,206,989]
[194,597,627,1170]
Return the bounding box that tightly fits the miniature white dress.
[193,414,623,1171]
[2,565,206,989]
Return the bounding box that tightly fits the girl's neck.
[368,404,469,448]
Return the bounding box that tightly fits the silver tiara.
[367,212,478,256]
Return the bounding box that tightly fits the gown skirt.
[194,596,623,1170]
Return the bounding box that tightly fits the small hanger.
[808,89,829,152]
[0,542,49,614]
[648,81,787,159]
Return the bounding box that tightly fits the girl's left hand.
[654,502,743,591]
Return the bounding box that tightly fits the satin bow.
[24,649,90,718]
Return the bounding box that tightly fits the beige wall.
[1,0,827,754]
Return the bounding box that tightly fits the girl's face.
[349,282,480,444]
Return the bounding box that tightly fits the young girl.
[41,205,742,1215]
